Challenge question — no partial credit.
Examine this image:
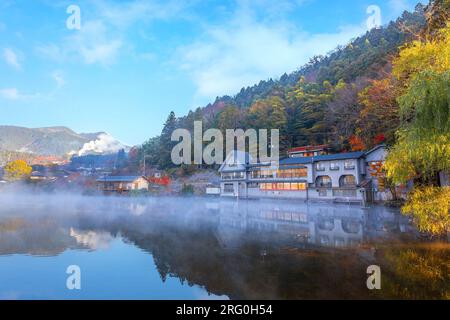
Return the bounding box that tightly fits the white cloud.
[3,48,22,70]
[37,0,192,67]
[177,7,365,100]
[37,20,123,66]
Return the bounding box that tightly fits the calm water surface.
[0,194,448,300]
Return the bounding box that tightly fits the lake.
[0,194,448,300]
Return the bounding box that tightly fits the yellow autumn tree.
[385,23,450,235]
[393,23,450,83]
[4,160,32,181]
[401,186,450,235]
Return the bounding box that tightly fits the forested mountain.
[0,125,128,160]
[138,1,447,171]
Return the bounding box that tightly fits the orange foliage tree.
[349,135,365,151]
[358,77,401,147]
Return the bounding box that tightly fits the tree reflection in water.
[0,195,448,299]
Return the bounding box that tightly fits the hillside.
[201,4,426,111]
[0,126,128,159]
[140,3,433,169]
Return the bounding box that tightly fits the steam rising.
[78,133,128,156]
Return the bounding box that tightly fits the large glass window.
[339,175,356,187]
[315,176,332,188]
[259,182,306,191]
[277,167,308,178]
[251,169,275,179]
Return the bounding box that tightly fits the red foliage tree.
[349,135,366,151]
[373,133,386,145]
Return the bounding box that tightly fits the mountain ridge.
[0,125,127,158]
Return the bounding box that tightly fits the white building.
[218,145,387,203]
[96,176,149,193]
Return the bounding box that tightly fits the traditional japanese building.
[218,145,387,203]
[96,176,149,193]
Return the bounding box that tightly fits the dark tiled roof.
[96,176,143,182]
[279,157,312,165]
[280,151,365,165]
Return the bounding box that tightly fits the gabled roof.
[280,151,365,165]
[219,150,252,172]
[96,176,146,182]
[365,144,387,156]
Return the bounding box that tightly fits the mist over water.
[0,192,448,299]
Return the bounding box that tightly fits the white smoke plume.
[78,133,128,156]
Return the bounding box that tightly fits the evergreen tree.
[158,111,178,169]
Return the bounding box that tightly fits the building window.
[344,160,355,170]
[259,182,306,191]
[330,162,340,170]
[339,175,356,187]
[315,176,332,188]
[252,167,308,179]
[316,163,326,171]
[224,184,234,193]
[277,167,307,178]
[234,172,244,179]
[222,172,244,180]
[251,169,275,179]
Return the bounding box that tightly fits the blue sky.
[0,0,421,145]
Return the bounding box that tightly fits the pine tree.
[158,111,178,169]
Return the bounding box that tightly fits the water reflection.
[0,195,448,299]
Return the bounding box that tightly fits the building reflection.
[0,196,446,299]
[213,200,403,249]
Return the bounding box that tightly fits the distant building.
[31,155,69,166]
[30,171,53,182]
[288,145,329,158]
[218,145,388,203]
[96,176,149,193]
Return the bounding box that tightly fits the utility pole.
[143,155,152,177]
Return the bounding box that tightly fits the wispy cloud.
[0,88,40,100]
[37,20,123,66]
[37,0,193,67]
[3,48,22,70]
[176,4,365,100]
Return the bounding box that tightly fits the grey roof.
[280,151,365,165]
[96,176,144,182]
[221,167,247,173]
[365,144,386,156]
[279,157,312,165]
